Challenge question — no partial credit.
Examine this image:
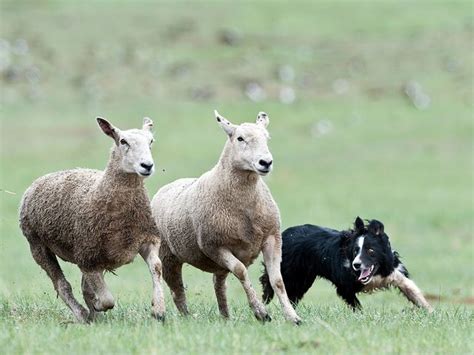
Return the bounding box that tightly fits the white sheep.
[19,117,165,322]
[151,110,301,324]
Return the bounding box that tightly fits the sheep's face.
[215,110,273,176]
[97,117,156,177]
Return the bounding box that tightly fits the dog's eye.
[367,248,375,256]
[237,136,244,142]
[353,249,358,256]
[120,139,129,146]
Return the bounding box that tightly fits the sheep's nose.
[259,159,273,168]
[352,262,361,270]
[141,163,154,171]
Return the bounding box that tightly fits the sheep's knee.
[232,264,247,281]
[90,280,114,311]
[271,278,285,293]
[96,291,115,311]
[82,273,115,312]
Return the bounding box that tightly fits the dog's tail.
[259,262,274,304]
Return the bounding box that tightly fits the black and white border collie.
[260,217,433,311]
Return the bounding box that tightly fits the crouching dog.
[261,217,433,312]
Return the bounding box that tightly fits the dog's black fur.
[260,217,431,310]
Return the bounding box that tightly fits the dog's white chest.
[361,268,404,293]
[361,275,390,293]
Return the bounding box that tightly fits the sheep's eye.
[150,139,155,145]
[367,248,375,256]
[120,139,129,146]
[237,136,244,142]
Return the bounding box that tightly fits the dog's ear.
[368,220,384,236]
[354,216,365,234]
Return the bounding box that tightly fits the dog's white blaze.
[352,237,365,270]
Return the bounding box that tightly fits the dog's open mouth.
[358,265,375,284]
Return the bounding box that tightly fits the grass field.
[1,1,473,354]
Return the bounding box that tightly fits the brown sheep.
[19,117,165,322]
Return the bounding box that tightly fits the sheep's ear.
[368,220,384,236]
[256,111,269,128]
[354,216,365,234]
[97,117,120,145]
[214,109,236,137]
[143,117,153,132]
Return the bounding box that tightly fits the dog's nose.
[259,159,273,168]
[140,163,154,171]
[352,262,361,270]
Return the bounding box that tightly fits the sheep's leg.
[81,275,98,321]
[29,243,88,323]
[210,248,270,322]
[262,236,301,324]
[81,271,115,321]
[140,242,166,321]
[160,242,189,315]
[390,270,433,312]
[213,272,229,318]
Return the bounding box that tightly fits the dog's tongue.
[358,267,372,281]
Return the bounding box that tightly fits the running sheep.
[19,117,165,322]
[151,110,301,324]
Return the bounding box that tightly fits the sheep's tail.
[259,262,274,304]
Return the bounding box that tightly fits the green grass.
[1,300,472,354]
[1,1,473,354]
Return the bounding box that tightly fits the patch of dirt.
[425,293,474,305]
[296,340,320,349]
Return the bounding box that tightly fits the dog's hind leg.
[391,269,433,312]
[337,288,361,311]
[259,264,275,304]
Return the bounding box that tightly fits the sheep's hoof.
[256,313,272,323]
[87,312,96,323]
[294,318,302,326]
[76,308,90,324]
[153,313,166,322]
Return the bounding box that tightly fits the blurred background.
[0,0,472,335]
